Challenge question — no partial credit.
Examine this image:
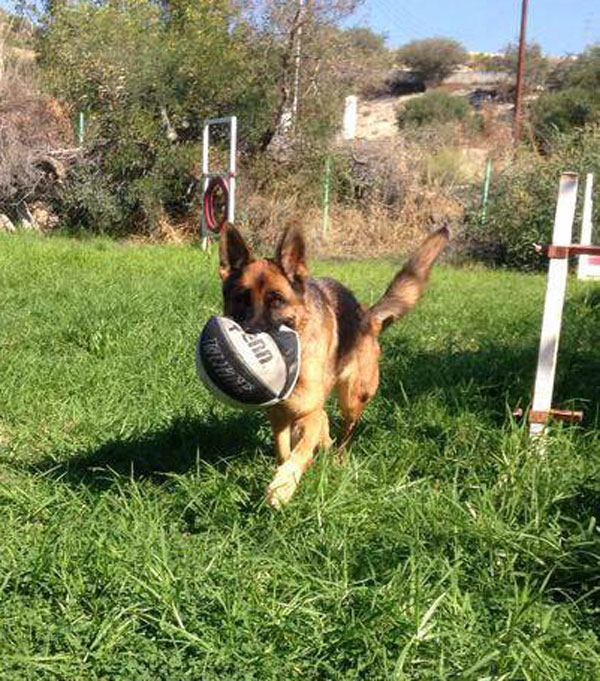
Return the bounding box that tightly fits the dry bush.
[0,54,73,217]
[126,210,197,244]
[235,194,462,260]
[129,156,465,258]
[313,195,462,258]
[132,115,479,256]
[236,136,465,259]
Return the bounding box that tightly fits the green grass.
[0,232,599,680]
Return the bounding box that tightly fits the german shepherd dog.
[218,223,449,508]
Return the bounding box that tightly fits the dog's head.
[218,223,308,332]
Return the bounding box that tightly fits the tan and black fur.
[218,223,450,507]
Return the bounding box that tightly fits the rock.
[30,202,59,230]
[0,214,16,232]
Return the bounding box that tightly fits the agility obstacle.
[577,174,600,281]
[200,116,237,244]
[528,172,599,435]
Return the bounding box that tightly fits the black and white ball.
[196,315,301,409]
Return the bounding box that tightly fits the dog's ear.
[219,224,252,280]
[275,222,308,286]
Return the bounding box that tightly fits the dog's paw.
[319,431,333,451]
[266,461,302,509]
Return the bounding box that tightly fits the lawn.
[0,233,599,681]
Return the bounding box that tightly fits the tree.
[37,0,269,232]
[319,25,392,97]
[35,0,365,232]
[568,43,600,89]
[501,41,548,88]
[254,0,362,155]
[343,26,386,54]
[548,43,600,91]
[396,37,466,86]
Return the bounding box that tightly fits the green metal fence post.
[480,157,492,225]
[78,112,85,146]
[322,155,331,239]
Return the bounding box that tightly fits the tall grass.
[0,233,599,680]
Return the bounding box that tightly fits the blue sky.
[2,0,597,56]
[348,0,599,56]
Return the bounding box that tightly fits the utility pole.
[513,0,529,146]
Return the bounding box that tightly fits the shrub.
[469,42,547,82]
[397,92,469,128]
[52,162,126,234]
[396,37,466,86]
[332,26,394,99]
[566,43,600,89]
[463,127,600,270]
[532,87,600,146]
[0,57,72,219]
[37,0,275,233]
[423,147,464,187]
[36,0,359,234]
[500,42,549,87]
[548,43,600,91]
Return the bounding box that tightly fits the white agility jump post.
[342,95,358,140]
[200,116,237,249]
[577,174,600,280]
[529,172,579,436]
[527,171,600,435]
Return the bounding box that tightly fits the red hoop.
[203,176,229,234]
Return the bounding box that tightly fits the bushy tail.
[368,225,450,335]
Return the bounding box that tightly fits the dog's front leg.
[266,410,322,509]
[267,409,292,465]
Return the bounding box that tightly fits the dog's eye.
[266,291,286,308]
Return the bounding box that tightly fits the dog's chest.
[277,318,338,415]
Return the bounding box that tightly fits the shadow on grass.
[31,289,599,492]
[378,341,537,419]
[33,411,266,491]
[379,285,600,427]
